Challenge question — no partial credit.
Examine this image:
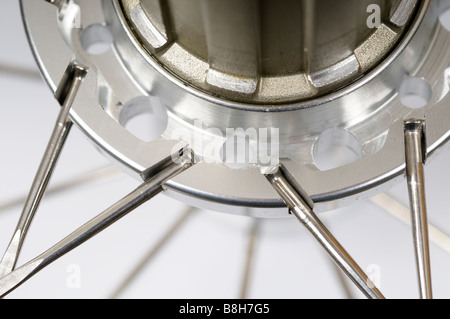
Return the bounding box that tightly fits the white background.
[1,0,450,299]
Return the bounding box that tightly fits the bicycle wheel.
[1,0,450,299]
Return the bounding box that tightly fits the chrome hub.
[20,0,450,216]
[0,0,448,299]
[120,0,420,104]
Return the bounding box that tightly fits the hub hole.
[80,24,114,55]
[313,128,363,171]
[399,77,432,109]
[120,96,168,142]
[220,134,256,170]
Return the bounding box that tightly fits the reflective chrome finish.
[371,193,450,256]
[20,0,450,217]
[120,0,419,104]
[14,0,450,299]
[0,150,195,297]
[265,167,384,299]
[0,64,87,279]
[404,120,432,299]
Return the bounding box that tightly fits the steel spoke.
[265,167,385,299]
[240,218,260,299]
[0,150,195,298]
[0,64,87,279]
[328,258,357,299]
[0,63,41,80]
[404,120,432,299]
[0,166,121,213]
[371,193,450,255]
[110,206,196,299]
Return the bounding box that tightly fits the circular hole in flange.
[220,133,256,170]
[120,96,168,142]
[399,77,432,109]
[440,0,450,31]
[313,128,363,171]
[80,24,114,55]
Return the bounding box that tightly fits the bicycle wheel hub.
[21,0,450,216]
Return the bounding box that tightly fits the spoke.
[110,206,196,299]
[328,258,357,299]
[0,64,87,279]
[371,193,450,254]
[240,218,260,299]
[0,64,41,80]
[0,150,196,298]
[0,166,122,213]
[404,120,432,299]
[265,167,385,299]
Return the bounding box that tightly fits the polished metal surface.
[265,167,384,299]
[121,0,419,104]
[371,193,450,256]
[329,259,357,299]
[20,0,450,217]
[0,64,87,279]
[404,120,432,299]
[13,0,450,299]
[0,150,195,297]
